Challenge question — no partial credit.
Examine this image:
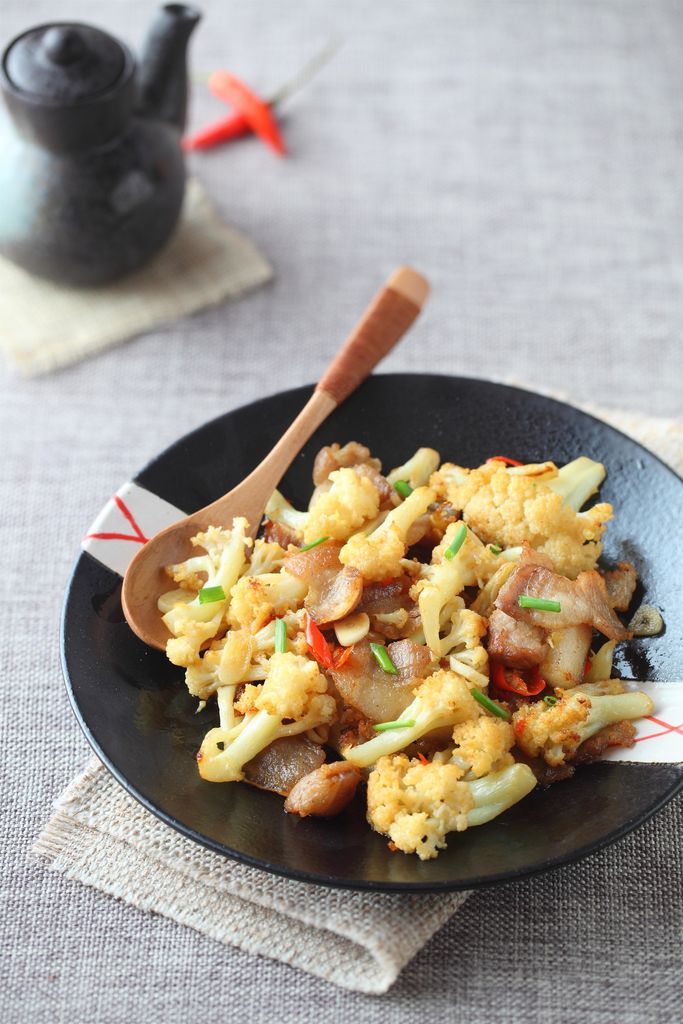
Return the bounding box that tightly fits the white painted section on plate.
[600,680,683,763]
[82,480,186,577]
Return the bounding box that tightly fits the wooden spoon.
[122,266,429,650]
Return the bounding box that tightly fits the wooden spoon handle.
[316,266,430,405]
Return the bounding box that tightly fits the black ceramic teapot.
[0,4,201,286]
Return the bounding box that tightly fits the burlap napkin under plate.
[0,179,272,376]
[33,403,682,995]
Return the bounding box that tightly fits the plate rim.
[134,372,683,496]
[60,373,683,891]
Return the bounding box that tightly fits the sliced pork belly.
[495,562,631,641]
[604,562,637,611]
[487,609,549,669]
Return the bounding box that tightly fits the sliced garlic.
[334,611,370,647]
[629,605,664,637]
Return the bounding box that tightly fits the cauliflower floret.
[387,448,441,489]
[303,467,380,544]
[367,754,472,860]
[227,571,306,633]
[264,490,308,539]
[343,668,481,768]
[450,717,515,778]
[437,597,488,685]
[252,608,308,658]
[513,689,653,766]
[245,539,287,576]
[339,525,405,582]
[162,519,252,663]
[435,462,611,578]
[339,485,435,582]
[198,652,336,782]
[366,754,537,860]
[235,652,333,719]
[165,557,211,592]
[410,523,495,656]
[183,612,311,702]
[182,630,261,700]
[217,630,255,686]
[430,460,498,505]
[166,633,204,669]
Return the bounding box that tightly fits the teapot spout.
[136,4,201,131]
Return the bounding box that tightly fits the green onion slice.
[543,695,558,706]
[489,544,503,555]
[300,536,330,552]
[471,687,510,720]
[369,642,398,674]
[518,595,561,613]
[274,618,287,654]
[444,522,467,560]
[198,585,226,605]
[394,479,413,499]
[373,718,417,732]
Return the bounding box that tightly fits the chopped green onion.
[489,544,502,555]
[369,642,398,674]
[543,695,559,706]
[373,718,417,732]
[274,618,287,654]
[518,595,562,613]
[471,687,510,720]
[394,479,413,499]
[198,585,226,605]
[300,536,330,552]
[444,522,467,560]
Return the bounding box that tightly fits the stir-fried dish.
[158,443,657,860]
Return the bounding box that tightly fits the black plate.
[61,375,683,890]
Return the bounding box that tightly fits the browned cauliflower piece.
[304,467,381,543]
[432,462,612,578]
[512,689,653,766]
[450,717,515,777]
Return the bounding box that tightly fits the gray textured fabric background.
[1,0,682,1021]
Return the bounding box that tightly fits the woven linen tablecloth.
[2,1,682,1022]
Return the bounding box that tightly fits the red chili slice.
[333,644,354,669]
[486,456,524,467]
[491,661,546,697]
[208,71,286,155]
[303,611,335,669]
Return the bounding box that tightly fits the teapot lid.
[4,22,125,103]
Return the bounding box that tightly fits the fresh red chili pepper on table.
[490,660,546,697]
[184,41,340,152]
[183,110,251,151]
[208,71,287,155]
[303,611,335,669]
[486,456,525,467]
